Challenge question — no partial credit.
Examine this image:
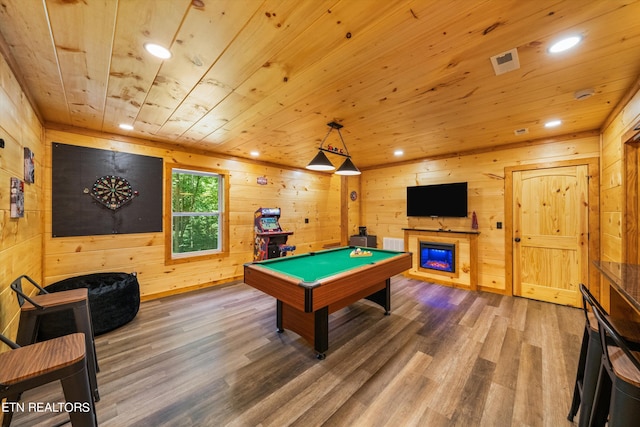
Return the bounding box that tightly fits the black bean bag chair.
[37,272,140,340]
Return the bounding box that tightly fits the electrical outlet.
[497,222,502,229]
[0,138,4,148]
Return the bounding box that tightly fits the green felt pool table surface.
[251,246,403,284]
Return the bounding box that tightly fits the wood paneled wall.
[601,88,640,265]
[599,86,640,307]
[360,136,600,293]
[43,129,342,300]
[0,53,44,342]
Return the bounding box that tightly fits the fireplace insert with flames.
[420,241,455,273]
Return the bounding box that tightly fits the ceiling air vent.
[490,48,520,76]
[574,88,595,100]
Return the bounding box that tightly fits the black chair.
[568,284,607,425]
[590,301,640,427]
[0,332,97,427]
[568,284,640,426]
[9,275,99,402]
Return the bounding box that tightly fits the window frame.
[164,162,229,265]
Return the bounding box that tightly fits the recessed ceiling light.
[548,36,582,53]
[394,150,404,156]
[119,123,134,130]
[250,151,259,157]
[144,43,172,59]
[544,119,562,128]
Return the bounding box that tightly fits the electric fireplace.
[420,241,456,273]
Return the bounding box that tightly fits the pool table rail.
[309,253,411,311]
[243,265,309,312]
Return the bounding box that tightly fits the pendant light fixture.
[306,150,334,171]
[306,121,361,175]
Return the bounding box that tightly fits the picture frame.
[10,177,24,218]
[24,147,34,183]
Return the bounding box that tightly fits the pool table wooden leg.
[314,306,329,359]
[276,300,284,333]
[276,300,329,359]
[364,278,391,314]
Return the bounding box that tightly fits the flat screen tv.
[406,182,468,217]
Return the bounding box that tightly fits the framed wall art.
[10,177,24,218]
[24,147,35,183]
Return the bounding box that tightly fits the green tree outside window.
[171,169,222,256]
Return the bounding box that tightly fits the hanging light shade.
[335,157,360,175]
[306,121,360,175]
[306,150,335,171]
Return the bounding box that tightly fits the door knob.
[514,237,521,242]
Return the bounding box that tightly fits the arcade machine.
[254,207,296,261]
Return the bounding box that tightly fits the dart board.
[87,175,138,210]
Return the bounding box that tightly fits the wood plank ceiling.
[0,0,639,170]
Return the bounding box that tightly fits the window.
[165,164,228,263]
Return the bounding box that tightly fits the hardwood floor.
[10,276,584,426]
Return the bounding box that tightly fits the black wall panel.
[52,143,163,237]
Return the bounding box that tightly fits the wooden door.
[512,165,589,307]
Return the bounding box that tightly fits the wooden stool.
[568,284,640,426]
[590,303,640,427]
[10,275,99,402]
[0,332,97,427]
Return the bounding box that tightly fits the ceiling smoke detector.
[490,48,520,76]
[574,88,595,100]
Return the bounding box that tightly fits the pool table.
[243,246,412,359]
